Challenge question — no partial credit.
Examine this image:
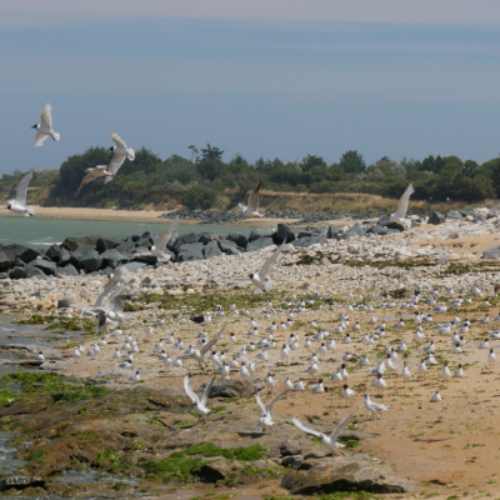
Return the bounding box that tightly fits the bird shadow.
[238,431,266,438]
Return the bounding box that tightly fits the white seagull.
[104,131,135,183]
[239,179,264,218]
[4,169,35,217]
[364,394,390,419]
[76,166,113,195]
[184,375,216,423]
[134,216,179,263]
[390,183,414,229]
[31,103,60,147]
[248,242,286,293]
[255,390,288,431]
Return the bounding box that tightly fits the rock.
[281,458,416,495]
[59,247,71,266]
[326,226,338,239]
[218,240,238,253]
[135,233,154,248]
[338,223,365,240]
[208,380,264,398]
[70,244,102,272]
[436,257,449,264]
[177,242,205,262]
[367,225,390,236]
[198,233,218,245]
[57,298,73,308]
[319,257,330,266]
[274,224,296,245]
[1,476,45,491]
[28,259,57,276]
[446,210,463,220]
[25,265,46,279]
[225,247,241,256]
[115,240,136,256]
[227,232,249,248]
[101,249,129,268]
[45,244,62,261]
[304,225,324,235]
[428,211,445,225]
[196,459,244,483]
[246,238,275,252]
[482,245,500,259]
[8,267,26,280]
[377,217,405,231]
[96,237,123,254]
[118,262,147,273]
[204,240,222,260]
[0,251,11,271]
[172,233,198,252]
[133,252,158,265]
[472,214,487,224]
[292,236,326,248]
[62,235,102,252]
[56,264,79,277]
[249,228,275,242]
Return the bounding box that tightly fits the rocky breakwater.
[0,373,416,496]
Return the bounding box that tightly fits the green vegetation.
[2,145,499,212]
[27,450,49,461]
[16,315,94,332]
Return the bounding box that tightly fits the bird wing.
[266,390,288,415]
[291,417,322,438]
[95,275,121,308]
[394,183,415,218]
[106,153,127,177]
[156,216,179,252]
[259,241,286,280]
[111,293,134,314]
[200,326,226,355]
[34,133,48,147]
[247,179,261,212]
[77,171,98,194]
[184,375,200,404]
[40,103,52,129]
[255,392,267,415]
[330,409,355,440]
[95,310,107,335]
[111,130,127,149]
[201,376,216,406]
[15,169,33,205]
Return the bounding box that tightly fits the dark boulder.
[246,237,275,252]
[428,211,445,225]
[207,379,264,398]
[1,476,45,491]
[274,224,296,245]
[55,264,79,277]
[198,233,218,245]
[59,247,71,266]
[377,217,405,231]
[482,245,500,259]
[133,252,158,265]
[172,233,198,252]
[218,240,238,253]
[25,265,47,279]
[70,244,102,272]
[28,259,57,275]
[177,243,205,262]
[292,235,326,248]
[326,225,338,239]
[446,210,463,221]
[45,244,62,262]
[472,214,487,224]
[57,298,73,308]
[62,235,102,252]
[116,240,135,256]
[0,252,11,271]
[204,240,222,259]
[96,237,123,254]
[249,228,275,242]
[227,232,249,248]
[100,249,129,268]
[338,223,365,240]
[9,267,27,280]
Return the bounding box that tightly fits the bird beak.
[30,125,36,129]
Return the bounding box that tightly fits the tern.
[134,216,179,263]
[248,242,286,293]
[390,184,414,228]
[4,169,35,217]
[292,409,355,455]
[239,179,264,217]
[105,131,135,183]
[184,375,216,423]
[255,390,288,431]
[76,166,113,195]
[31,103,60,147]
[364,394,390,419]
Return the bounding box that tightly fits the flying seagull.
[178,326,225,368]
[239,179,264,218]
[104,131,135,184]
[255,390,288,432]
[31,103,60,147]
[292,409,355,455]
[184,375,216,423]
[76,166,113,195]
[134,216,179,263]
[94,269,131,308]
[4,169,35,217]
[390,183,414,229]
[249,242,286,293]
[96,283,135,335]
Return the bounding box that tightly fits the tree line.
[2,144,500,210]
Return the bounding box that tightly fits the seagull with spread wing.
[249,242,286,294]
[104,131,135,184]
[31,103,60,147]
[178,326,225,369]
[134,216,179,263]
[4,169,35,216]
[76,166,113,195]
[96,282,135,335]
[184,375,216,423]
[255,390,288,432]
[292,409,355,455]
[390,183,415,229]
[94,269,131,308]
[239,179,264,218]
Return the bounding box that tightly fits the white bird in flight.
[184,375,215,423]
[31,103,60,147]
[4,169,35,216]
[255,390,288,431]
[292,409,355,455]
[249,242,286,293]
[104,131,135,184]
[134,216,179,263]
[239,179,264,218]
[390,183,415,229]
[76,166,113,195]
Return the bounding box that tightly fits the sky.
[2,1,500,175]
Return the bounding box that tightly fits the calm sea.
[0,217,265,249]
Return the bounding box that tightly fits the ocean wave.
[29,241,62,246]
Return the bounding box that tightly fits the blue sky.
[2,1,500,175]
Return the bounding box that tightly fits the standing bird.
[390,183,415,229]
[76,166,113,194]
[183,375,216,423]
[239,179,264,218]
[255,390,288,431]
[104,131,135,184]
[4,169,35,217]
[292,409,355,456]
[248,242,286,293]
[134,216,179,263]
[364,394,390,420]
[31,103,60,147]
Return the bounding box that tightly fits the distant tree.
[183,184,216,210]
[301,154,327,172]
[339,150,366,174]
[200,144,224,163]
[188,145,199,162]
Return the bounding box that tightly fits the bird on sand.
[364,394,390,419]
[31,103,60,147]
[239,179,264,218]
